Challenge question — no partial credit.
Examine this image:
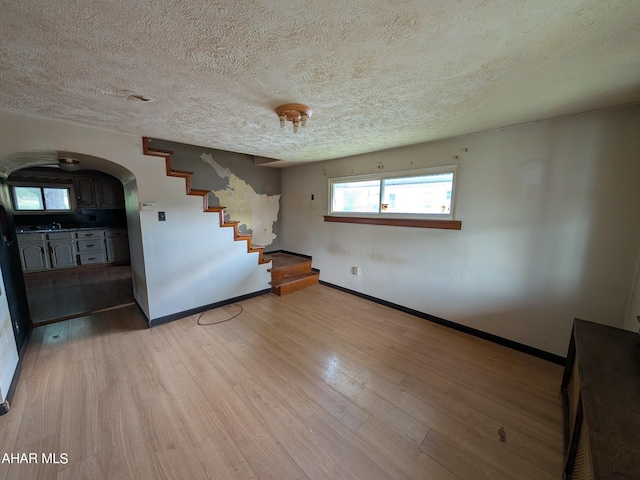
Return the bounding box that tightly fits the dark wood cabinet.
[561,319,640,479]
[74,175,124,209]
[97,177,125,209]
[74,176,99,208]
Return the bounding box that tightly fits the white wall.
[0,266,19,403]
[282,105,640,356]
[0,110,271,322]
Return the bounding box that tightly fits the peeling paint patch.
[212,175,280,247]
[201,152,231,179]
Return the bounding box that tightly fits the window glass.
[12,185,72,211]
[332,179,380,213]
[13,186,44,210]
[382,173,453,215]
[43,188,71,210]
[329,166,457,219]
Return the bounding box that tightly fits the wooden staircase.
[264,253,320,296]
[142,137,270,265]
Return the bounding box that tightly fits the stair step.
[188,188,210,196]
[266,253,312,271]
[272,271,319,296]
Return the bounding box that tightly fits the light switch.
[158,211,166,221]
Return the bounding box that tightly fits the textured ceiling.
[1,1,639,165]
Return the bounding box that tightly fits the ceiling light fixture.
[58,158,81,171]
[275,103,312,133]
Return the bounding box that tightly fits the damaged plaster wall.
[151,139,282,250]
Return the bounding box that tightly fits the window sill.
[323,216,462,230]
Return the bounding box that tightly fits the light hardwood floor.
[0,285,564,480]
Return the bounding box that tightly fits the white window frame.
[328,165,458,220]
[10,182,76,213]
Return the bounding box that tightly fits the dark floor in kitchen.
[23,264,134,325]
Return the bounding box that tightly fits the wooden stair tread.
[265,253,311,271]
[188,188,210,196]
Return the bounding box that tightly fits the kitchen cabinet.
[97,177,125,209]
[74,176,124,210]
[19,241,49,272]
[46,232,77,269]
[17,228,129,272]
[75,230,106,265]
[74,176,99,208]
[74,176,124,209]
[18,232,76,271]
[105,229,129,263]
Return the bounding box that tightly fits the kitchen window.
[326,166,461,229]
[11,184,74,212]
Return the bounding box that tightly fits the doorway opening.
[3,156,138,326]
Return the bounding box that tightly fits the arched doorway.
[0,150,140,338]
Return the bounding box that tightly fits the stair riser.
[274,274,319,296]
[271,262,312,283]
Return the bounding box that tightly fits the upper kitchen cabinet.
[75,175,124,210]
[96,177,125,209]
[74,176,99,208]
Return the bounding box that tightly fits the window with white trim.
[329,165,458,220]
[11,185,74,212]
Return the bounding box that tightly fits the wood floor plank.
[322,367,428,448]
[420,430,513,480]
[17,326,45,379]
[58,358,101,467]
[234,377,362,480]
[356,416,459,480]
[194,429,259,480]
[364,370,561,476]
[253,337,371,432]
[183,323,253,386]
[223,342,321,422]
[446,382,562,450]
[194,365,310,480]
[65,317,93,364]
[305,407,410,480]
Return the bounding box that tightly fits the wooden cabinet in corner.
[74,176,125,209]
[97,177,125,209]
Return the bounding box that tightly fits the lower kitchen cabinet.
[18,241,50,272]
[75,230,106,265]
[17,227,130,271]
[48,232,77,269]
[49,240,77,268]
[105,229,129,263]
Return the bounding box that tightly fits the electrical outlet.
[352,266,360,275]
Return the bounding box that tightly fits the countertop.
[16,225,125,234]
